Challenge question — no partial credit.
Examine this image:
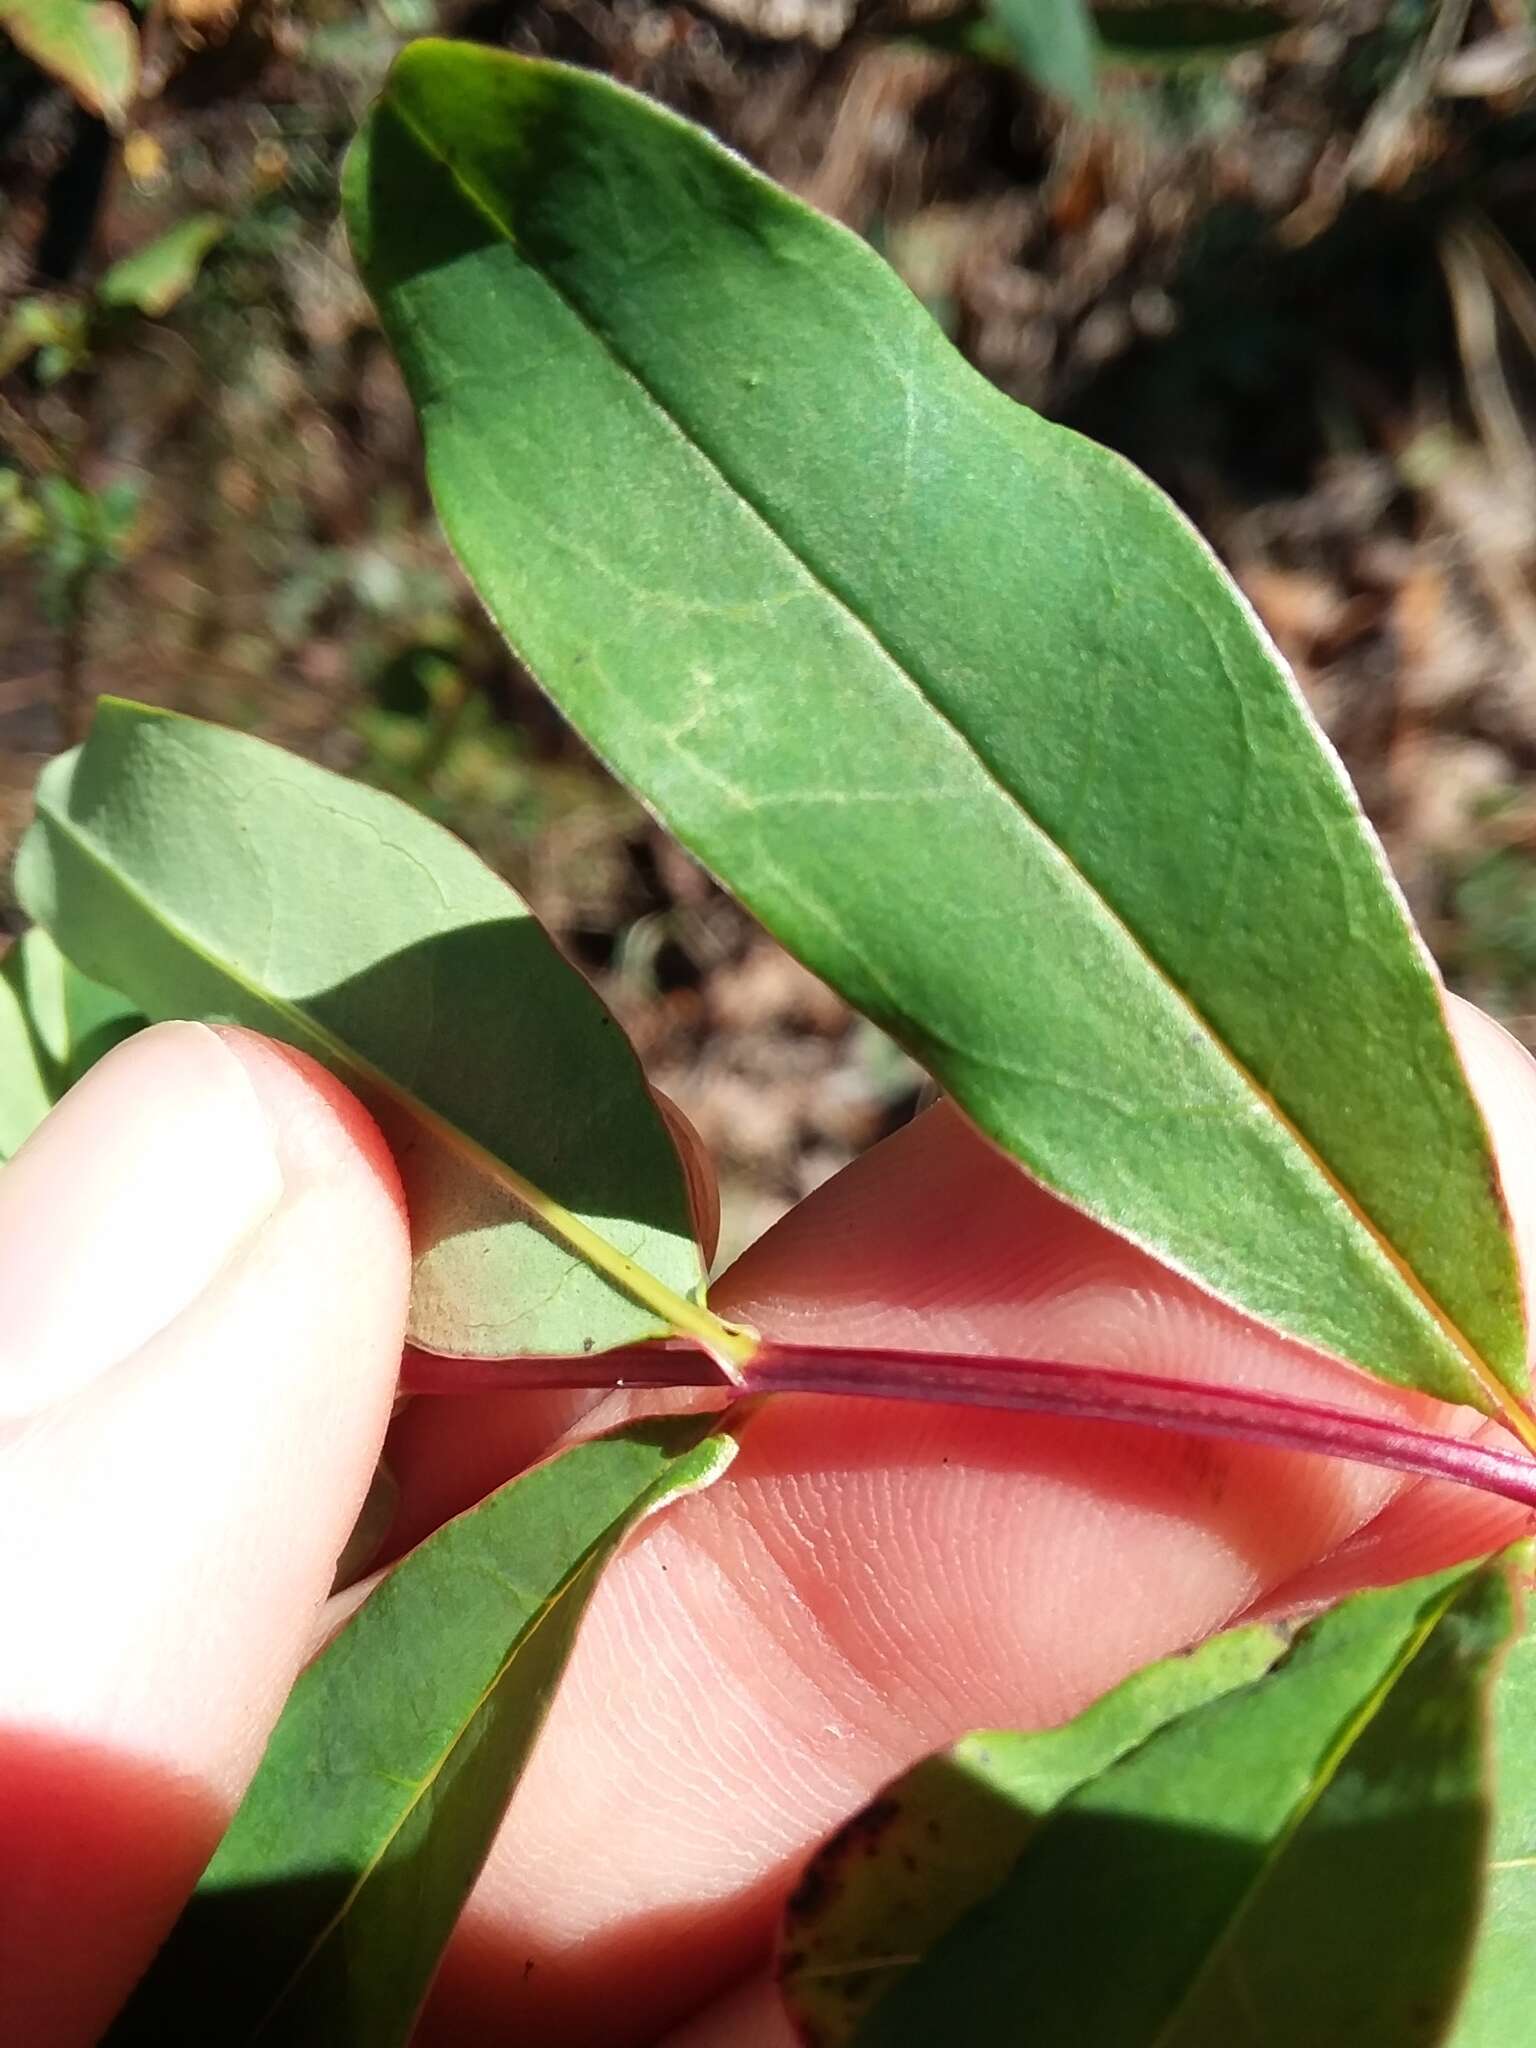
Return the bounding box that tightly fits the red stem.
[400,1339,1536,1514]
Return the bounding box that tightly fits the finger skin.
[382,1387,601,1562]
[660,1972,795,2048]
[0,1025,410,2048]
[403,999,1536,2047]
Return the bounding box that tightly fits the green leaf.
[13,923,140,1086]
[345,42,1529,1431]
[0,943,53,1164]
[0,293,87,379]
[0,927,139,1161]
[109,1415,737,2047]
[0,0,137,126]
[988,0,1098,106]
[779,1621,1288,2043]
[1446,1570,1536,2043]
[1092,5,1289,69]
[832,1558,1518,2047]
[14,698,738,1362]
[97,212,228,318]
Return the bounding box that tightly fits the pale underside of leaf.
[16,705,748,1365]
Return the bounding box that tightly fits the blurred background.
[2,0,1535,1261]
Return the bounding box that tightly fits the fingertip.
[0,1022,284,1415]
[210,1026,408,1237]
[658,1973,794,2048]
[1447,997,1536,1350]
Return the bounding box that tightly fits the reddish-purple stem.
[400,1339,1536,1514]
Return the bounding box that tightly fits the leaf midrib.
[384,67,1516,1421]
[41,783,739,1359]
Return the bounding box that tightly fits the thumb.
[0,1022,410,2047]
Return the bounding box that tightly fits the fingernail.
[0,1021,283,1418]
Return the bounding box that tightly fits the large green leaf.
[1447,1577,1536,2043]
[14,699,737,1362]
[109,1415,737,2047]
[0,927,139,1162]
[779,1621,1288,2042]
[345,43,1528,1428]
[825,1558,1517,2046]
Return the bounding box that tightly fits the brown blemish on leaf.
[785,1795,903,1928]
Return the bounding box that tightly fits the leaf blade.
[14,699,727,1360]
[1445,1568,1536,2043]
[345,43,1527,1422]
[0,928,139,1161]
[0,0,137,125]
[108,1416,737,2048]
[838,1560,1517,2048]
[779,1621,1289,2043]
[0,941,53,1163]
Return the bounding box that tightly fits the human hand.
[3,1004,1533,2047]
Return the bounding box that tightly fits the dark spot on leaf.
[582,1336,595,1354]
[786,1856,835,1924]
[786,1797,902,1928]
